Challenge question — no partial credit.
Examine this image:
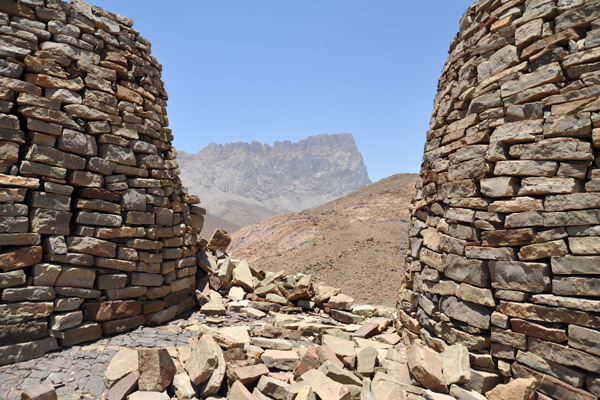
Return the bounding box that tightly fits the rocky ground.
[9,252,536,400]
[229,174,417,307]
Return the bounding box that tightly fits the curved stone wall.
[0,0,206,364]
[401,0,600,397]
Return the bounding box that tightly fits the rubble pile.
[403,0,600,399]
[98,251,538,400]
[0,0,205,365]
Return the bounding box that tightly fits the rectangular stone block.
[440,296,491,329]
[0,301,53,324]
[511,319,567,343]
[552,255,600,275]
[130,272,163,287]
[482,228,534,246]
[442,254,490,287]
[56,322,102,347]
[569,237,600,255]
[529,337,600,374]
[96,274,127,290]
[55,266,95,288]
[489,261,551,293]
[24,144,86,169]
[101,315,145,335]
[66,236,116,258]
[27,191,70,211]
[83,300,142,322]
[75,211,121,227]
[499,301,600,329]
[0,245,42,272]
[0,319,47,346]
[29,208,71,235]
[0,337,58,366]
[0,270,26,289]
[553,277,600,297]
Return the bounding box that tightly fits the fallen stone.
[319,360,362,386]
[20,384,58,400]
[106,370,139,400]
[485,378,537,400]
[357,346,378,376]
[299,369,351,400]
[137,348,176,392]
[256,375,290,400]
[229,380,258,400]
[261,349,300,371]
[231,363,270,385]
[207,228,231,253]
[407,344,447,393]
[105,349,139,389]
[442,344,470,385]
[321,335,357,369]
[170,373,195,400]
[185,334,218,385]
[126,392,169,400]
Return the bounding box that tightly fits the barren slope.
[229,173,417,306]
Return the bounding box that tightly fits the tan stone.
[407,344,447,393]
[485,378,537,400]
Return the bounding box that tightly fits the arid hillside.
[228,173,417,306]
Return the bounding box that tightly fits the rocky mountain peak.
[178,133,372,227]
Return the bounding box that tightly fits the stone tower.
[0,0,206,364]
[401,0,600,397]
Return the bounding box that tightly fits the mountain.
[177,133,372,228]
[227,173,417,306]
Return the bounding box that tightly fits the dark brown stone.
[82,300,142,322]
[138,348,176,392]
[73,187,120,202]
[0,319,47,346]
[101,315,145,335]
[20,383,57,400]
[0,245,42,272]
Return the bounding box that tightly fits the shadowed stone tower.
[0,0,207,364]
[400,0,600,397]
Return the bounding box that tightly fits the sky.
[90,1,473,182]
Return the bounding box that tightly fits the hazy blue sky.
[90,1,473,182]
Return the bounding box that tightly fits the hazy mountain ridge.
[178,133,372,227]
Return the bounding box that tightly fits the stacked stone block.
[401,0,600,398]
[0,0,206,365]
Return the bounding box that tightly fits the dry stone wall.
[0,0,207,365]
[401,0,600,398]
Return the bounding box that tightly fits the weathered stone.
[0,245,42,272]
[232,260,254,292]
[138,348,176,392]
[489,261,551,293]
[298,369,350,400]
[357,346,378,376]
[20,384,58,400]
[440,296,491,329]
[485,378,537,400]
[321,334,357,369]
[231,363,270,385]
[407,343,447,393]
[261,349,300,371]
[185,334,218,385]
[104,349,138,389]
[207,228,231,253]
